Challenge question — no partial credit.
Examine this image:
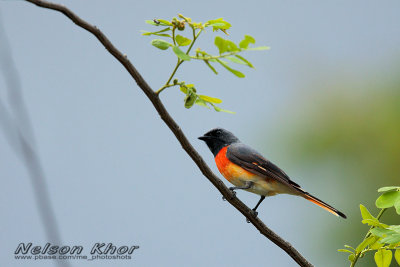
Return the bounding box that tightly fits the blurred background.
[1,0,399,266]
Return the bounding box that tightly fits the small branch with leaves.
[339,186,400,267]
[21,1,313,266]
[143,14,269,112]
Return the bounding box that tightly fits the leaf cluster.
[339,186,400,267]
[142,14,268,113]
[179,82,234,113]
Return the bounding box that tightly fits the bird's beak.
[198,135,211,141]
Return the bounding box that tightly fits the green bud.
[184,91,197,109]
[177,21,185,31]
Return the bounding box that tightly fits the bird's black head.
[198,128,240,156]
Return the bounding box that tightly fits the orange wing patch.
[252,162,267,172]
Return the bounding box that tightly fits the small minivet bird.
[199,128,346,218]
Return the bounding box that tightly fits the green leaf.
[389,225,400,234]
[151,39,172,50]
[370,228,400,244]
[147,33,171,37]
[145,20,159,26]
[362,219,388,228]
[338,249,354,254]
[175,35,192,46]
[208,22,225,27]
[207,18,231,31]
[360,204,375,220]
[179,85,187,94]
[173,46,191,61]
[395,249,400,265]
[216,59,245,78]
[356,236,376,253]
[224,40,239,52]
[214,36,239,54]
[381,233,400,244]
[376,191,400,208]
[141,27,171,36]
[145,19,171,26]
[226,56,247,65]
[244,46,271,51]
[195,98,210,108]
[370,238,384,250]
[374,249,392,267]
[157,19,173,26]
[180,84,195,95]
[235,55,254,68]
[395,198,400,215]
[371,228,392,238]
[203,60,218,74]
[344,245,356,251]
[348,254,355,262]
[239,35,256,49]
[367,236,381,249]
[210,103,235,114]
[378,186,400,193]
[214,36,227,54]
[198,95,222,104]
[376,225,400,244]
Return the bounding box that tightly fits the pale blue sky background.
[1,1,399,267]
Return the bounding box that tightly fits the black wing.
[226,143,301,189]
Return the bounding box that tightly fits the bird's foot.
[222,189,236,201]
[246,210,259,223]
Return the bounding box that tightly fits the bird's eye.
[216,130,221,135]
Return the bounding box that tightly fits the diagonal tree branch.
[22,1,314,266]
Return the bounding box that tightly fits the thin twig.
[157,27,203,95]
[22,1,314,266]
[350,208,387,267]
[157,59,182,95]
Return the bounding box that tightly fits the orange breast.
[215,146,256,184]
[214,146,290,196]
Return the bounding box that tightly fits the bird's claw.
[228,188,237,197]
[222,189,237,201]
[246,210,259,223]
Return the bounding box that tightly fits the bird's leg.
[222,181,254,201]
[252,195,265,215]
[246,195,265,223]
[229,181,254,192]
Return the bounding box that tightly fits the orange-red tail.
[302,192,346,218]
